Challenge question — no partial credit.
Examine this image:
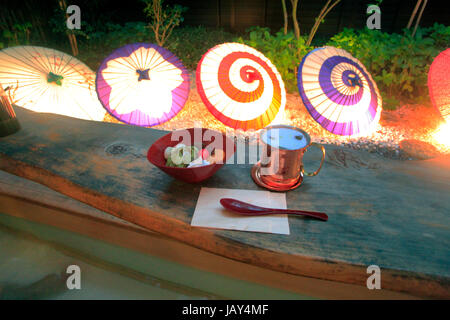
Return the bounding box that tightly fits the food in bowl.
[147,127,236,183]
[163,143,224,168]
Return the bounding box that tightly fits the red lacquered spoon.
[220,198,328,221]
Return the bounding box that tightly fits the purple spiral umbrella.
[297,46,382,136]
[96,43,190,127]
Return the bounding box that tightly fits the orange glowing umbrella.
[0,46,106,121]
[196,43,286,131]
[428,48,450,122]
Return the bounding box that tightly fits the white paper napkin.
[191,187,290,235]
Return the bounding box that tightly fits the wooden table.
[0,107,449,299]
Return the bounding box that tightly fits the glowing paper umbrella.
[0,46,106,121]
[297,46,382,136]
[96,43,190,127]
[428,48,450,122]
[196,43,286,131]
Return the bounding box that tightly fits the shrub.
[167,26,234,70]
[1,22,32,47]
[236,24,449,110]
[87,22,150,49]
[142,0,187,46]
[327,24,450,109]
[236,27,313,92]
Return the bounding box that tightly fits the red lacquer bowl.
[147,128,236,183]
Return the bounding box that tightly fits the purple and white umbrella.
[297,46,382,136]
[96,43,190,127]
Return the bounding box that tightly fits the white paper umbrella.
[0,46,106,121]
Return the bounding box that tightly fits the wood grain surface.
[0,107,449,298]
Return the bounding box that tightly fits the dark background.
[174,0,449,34]
[1,0,449,38]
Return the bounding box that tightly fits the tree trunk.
[412,0,427,37]
[230,0,236,31]
[406,0,422,29]
[290,0,300,39]
[306,0,341,46]
[58,0,78,56]
[216,0,221,27]
[282,0,288,35]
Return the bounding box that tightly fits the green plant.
[327,25,450,109]
[167,26,234,70]
[142,0,187,46]
[427,22,450,48]
[88,22,150,48]
[237,27,312,92]
[1,22,32,46]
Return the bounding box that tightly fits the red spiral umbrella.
[196,43,286,131]
[428,48,450,122]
